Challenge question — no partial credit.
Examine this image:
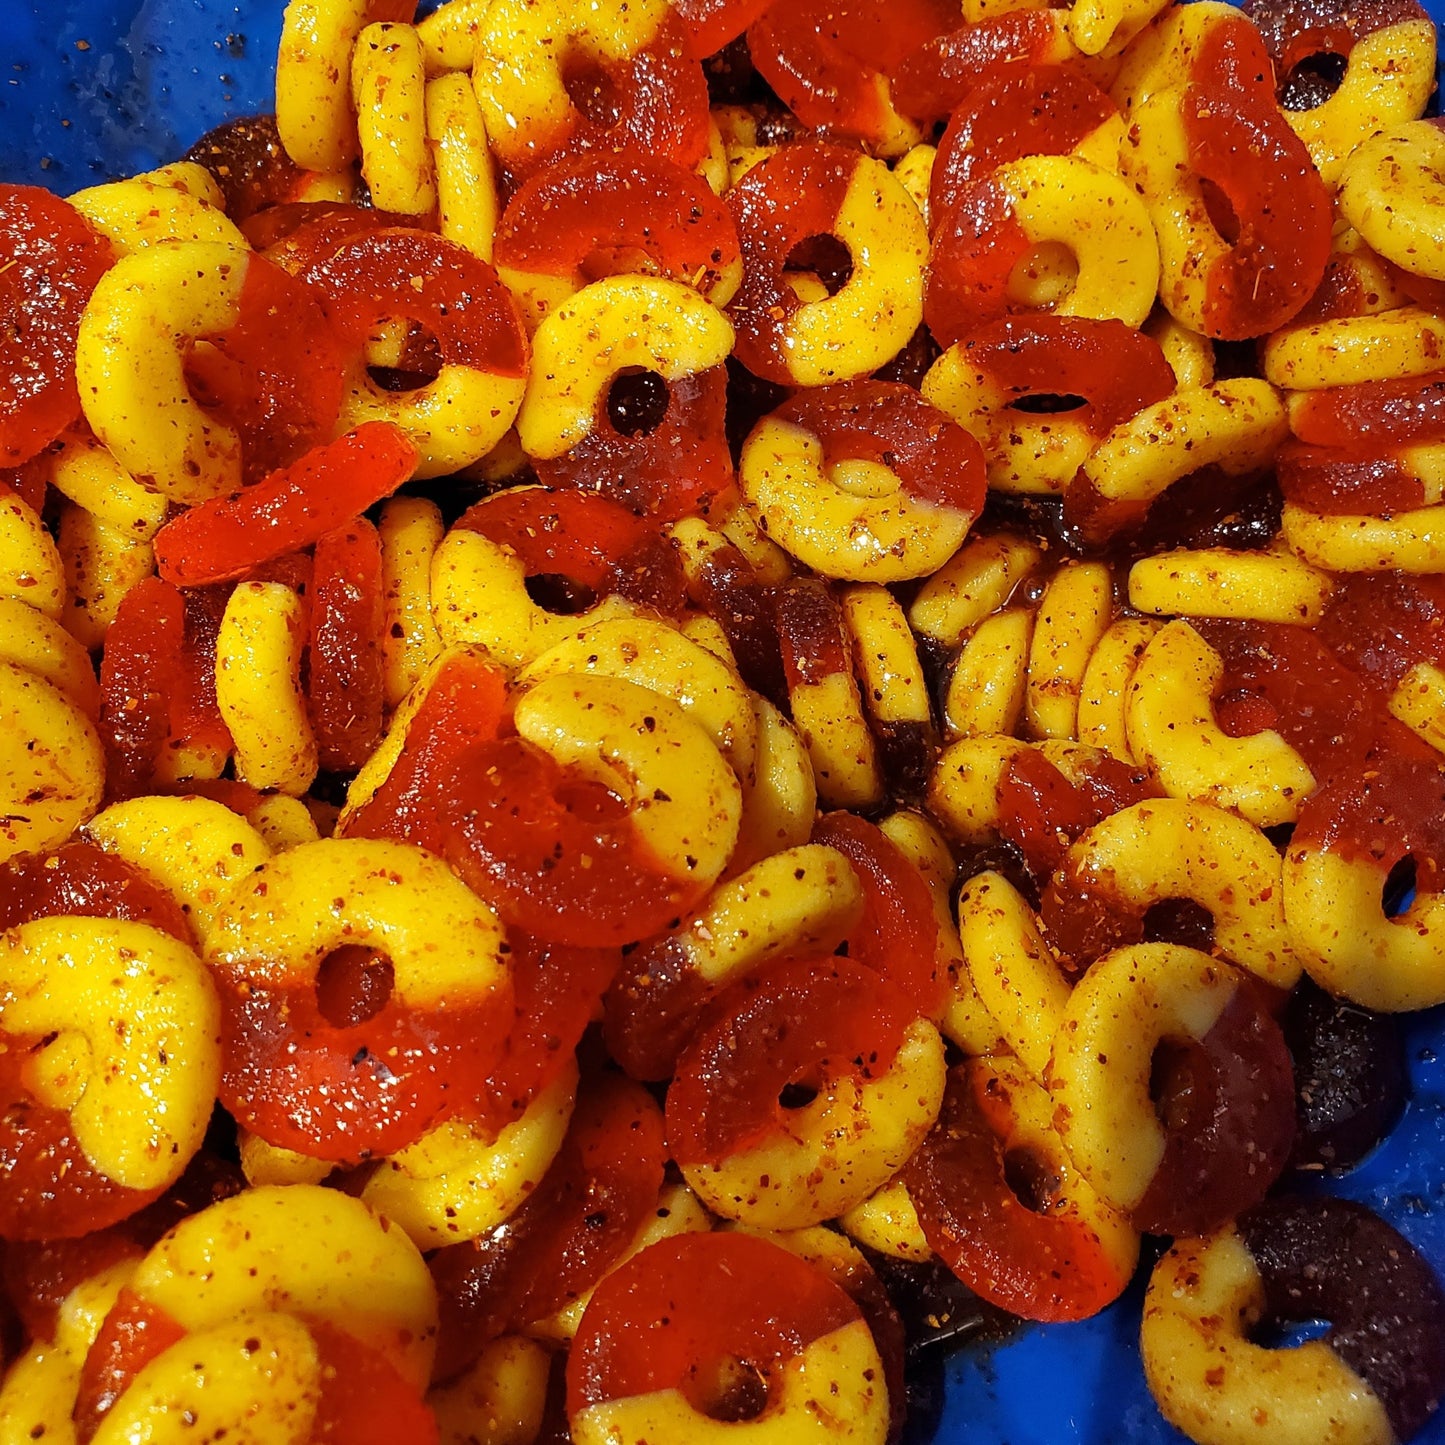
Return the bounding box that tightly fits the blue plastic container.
[2,3,1444,1441]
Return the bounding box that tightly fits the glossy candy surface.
[6,4,1445,1445]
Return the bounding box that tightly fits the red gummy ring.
[567,1232,865,1421]
[905,1061,1137,1322]
[747,0,959,147]
[930,65,1119,224]
[494,154,741,305]
[0,185,114,466]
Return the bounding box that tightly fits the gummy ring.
[1284,746,1445,1010]
[812,810,945,1019]
[1284,978,1408,1172]
[76,242,348,503]
[669,524,791,709]
[493,153,743,328]
[444,674,743,948]
[516,276,736,521]
[1124,619,1317,829]
[988,738,1159,880]
[95,576,185,801]
[429,1071,666,1380]
[1120,540,1335,633]
[215,580,318,798]
[67,173,247,258]
[351,21,435,218]
[433,489,688,668]
[928,65,1123,225]
[839,583,938,798]
[1143,1197,1445,1445]
[1137,547,1338,634]
[1289,369,1445,449]
[275,0,414,172]
[746,673,841,827]
[518,614,759,783]
[776,579,885,810]
[740,380,986,582]
[747,0,960,155]
[1068,377,1289,543]
[83,1184,438,1410]
[1040,797,1305,988]
[1265,305,1445,392]
[470,0,709,179]
[1245,0,1436,186]
[306,518,386,774]
[955,867,1073,1081]
[1049,942,1296,1236]
[666,957,947,1230]
[726,143,928,387]
[354,644,732,950]
[891,11,1084,125]
[0,917,220,1240]
[0,185,114,466]
[0,840,192,943]
[0,659,106,866]
[154,422,418,589]
[671,0,774,57]
[1340,119,1445,284]
[566,1232,889,1445]
[1076,616,1162,762]
[1120,23,1333,339]
[904,1057,1139,1323]
[925,154,1160,346]
[299,228,528,477]
[1276,436,1445,515]
[926,733,1030,847]
[922,316,1176,494]
[602,842,863,1082]
[185,115,320,221]
[204,836,514,1162]
[80,1310,437,1445]
[361,1061,578,1250]
[1282,498,1445,572]
[343,670,620,1124]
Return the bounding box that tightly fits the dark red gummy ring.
[1238,1196,1445,1442]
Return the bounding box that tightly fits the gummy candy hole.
[1280,51,1348,112]
[687,1355,771,1423]
[1003,1145,1062,1215]
[1382,854,1417,919]
[1005,241,1077,310]
[1009,392,1088,415]
[784,233,854,297]
[523,572,600,615]
[553,775,630,828]
[777,1075,821,1111]
[1141,897,1216,952]
[563,57,625,129]
[363,319,443,393]
[606,367,671,438]
[316,946,396,1029]
[1250,1315,1332,1349]
[1199,177,1242,247]
[1149,1035,1208,1134]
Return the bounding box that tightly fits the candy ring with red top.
[567,1230,892,1445]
